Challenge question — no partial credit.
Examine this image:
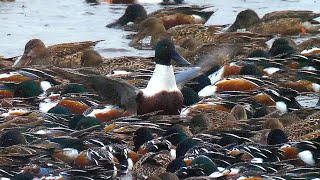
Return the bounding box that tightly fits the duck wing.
[51,68,140,115]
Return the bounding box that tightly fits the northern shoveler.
[53,39,191,115]
[227,9,320,35]
[13,39,103,68]
[106,4,214,30]
[132,150,174,179]
[128,17,223,48]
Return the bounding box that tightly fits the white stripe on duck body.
[52,39,191,116]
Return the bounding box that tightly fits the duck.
[106,4,214,30]
[261,10,320,22]
[128,17,223,48]
[297,37,320,55]
[183,103,249,133]
[51,39,191,116]
[12,39,103,68]
[227,9,320,35]
[176,155,220,179]
[128,18,272,64]
[283,111,320,141]
[132,150,174,179]
[80,49,197,88]
[185,32,273,64]
[79,49,155,87]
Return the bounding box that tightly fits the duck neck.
[143,64,179,97]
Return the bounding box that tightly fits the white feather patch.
[39,101,58,113]
[276,101,287,113]
[198,85,217,97]
[312,83,320,92]
[141,64,179,97]
[41,81,52,91]
[264,67,280,75]
[298,150,315,166]
[208,67,224,84]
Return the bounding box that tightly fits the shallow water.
[0,0,320,59]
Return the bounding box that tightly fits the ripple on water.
[0,0,319,58]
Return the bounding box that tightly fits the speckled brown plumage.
[261,10,320,22]
[132,150,173,179]
[14,39,103,68]
[284,111,320,141]
[249,18,304,35]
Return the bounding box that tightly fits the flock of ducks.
[0,0,320,179]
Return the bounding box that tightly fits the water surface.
[0,0,319,58]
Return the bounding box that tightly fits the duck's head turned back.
[106,4,147,28]
[227,9,261,32]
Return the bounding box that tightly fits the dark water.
[0,0,320,58]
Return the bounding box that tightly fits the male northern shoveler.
[13,39,103,68]
[106,4,214,30]
[227,9,320,35]
[53,39,190,115]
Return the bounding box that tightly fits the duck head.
[269,38,296,57]
[106,4,147,28]
[227,9,261,32]
[129,17,168,47]
[80,49,103,67]
[13,39,50,67]
[154,38,190,66]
